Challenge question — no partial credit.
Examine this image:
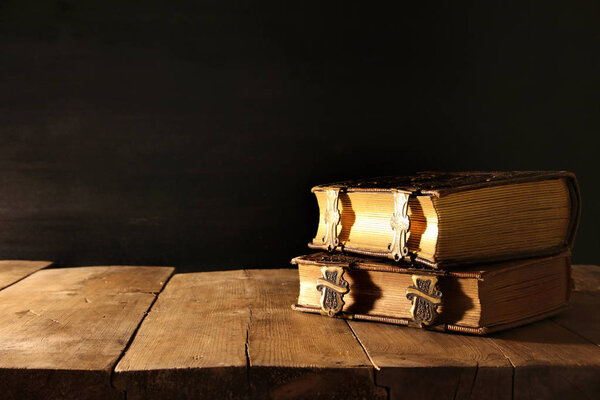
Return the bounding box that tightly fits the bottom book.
[292,252,572,335]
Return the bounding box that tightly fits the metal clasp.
[321,189,341,251]
[406,275,443,326]
[388,190,411,261]
[316,265,350,317]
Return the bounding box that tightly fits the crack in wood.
[452,374,461,400]
[109,269,175,394]
[345,320,380,371]
[345,320,391,399]
[467,362,479,400]
[490,341,516,400]
[245,305,253,389]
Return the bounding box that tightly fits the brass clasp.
[316,265,350,317]
[388,190,411,261]
[321,189,341,251]
[406,275,443,326]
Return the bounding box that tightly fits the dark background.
[0,1,598,271]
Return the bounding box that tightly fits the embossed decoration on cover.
[316,266,350,316]
[406,275,443,326]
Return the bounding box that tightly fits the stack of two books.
[292,172,581,334]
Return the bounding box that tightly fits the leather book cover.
[308,171,580,268]
[292,251,572,335]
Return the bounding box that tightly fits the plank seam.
[550,318,600,348]
[109,269,175,393]
[452,372,461,400]
[245,305,253,389]
[467,362,479,400]
[489,339,516,400]
[345,321,380,370]
[345,321,391,399]
[243,269,254,393]
[0,262,53,291]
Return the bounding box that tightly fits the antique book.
[292,252,572,335]
[308,171,580,268]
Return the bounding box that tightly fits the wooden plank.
[114,269,385,400]
[490,320,600,400]
[245,269,385,400]
[113,270,251,400]
[0,265,173,400]
[348,320,512,400]
[0,260,52,289]
[552,264,600,345]
[570,264,600,291]
[552,291,600,346]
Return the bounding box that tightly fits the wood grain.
[246,269,385,400]
[348,320,512,400]
[492,265,600,399]
[0,265,173,400]
[114,269,385,400]
[0,260,52,289]
[552,264,600,345]
[114,270,251,400]
[490,320,600,400]
[1,265,600,399]
[570,264,600,291]
[114,266,600,399]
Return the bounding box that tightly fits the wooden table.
[0,262,598,400]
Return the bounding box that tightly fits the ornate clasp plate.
[406,275,442,326]
[321,189,341,251]
[388,190,411,261]
[316,265,350,317]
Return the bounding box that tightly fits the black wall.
[1,1,598,271]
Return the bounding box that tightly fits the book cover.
[293,252,572,335]
[308,171,580,268]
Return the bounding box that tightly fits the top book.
[308,171,580,268]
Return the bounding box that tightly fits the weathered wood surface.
[1,264,599,399]
[552,264,600,345]
[0,260,52,289]
[114,269,384,399]
[348,321,513,400]
[0,265,173,400]
[245,269,384,400]
[113,270,250,400]
[492,321,600,400]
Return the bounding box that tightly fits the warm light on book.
[309,172,579,268]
